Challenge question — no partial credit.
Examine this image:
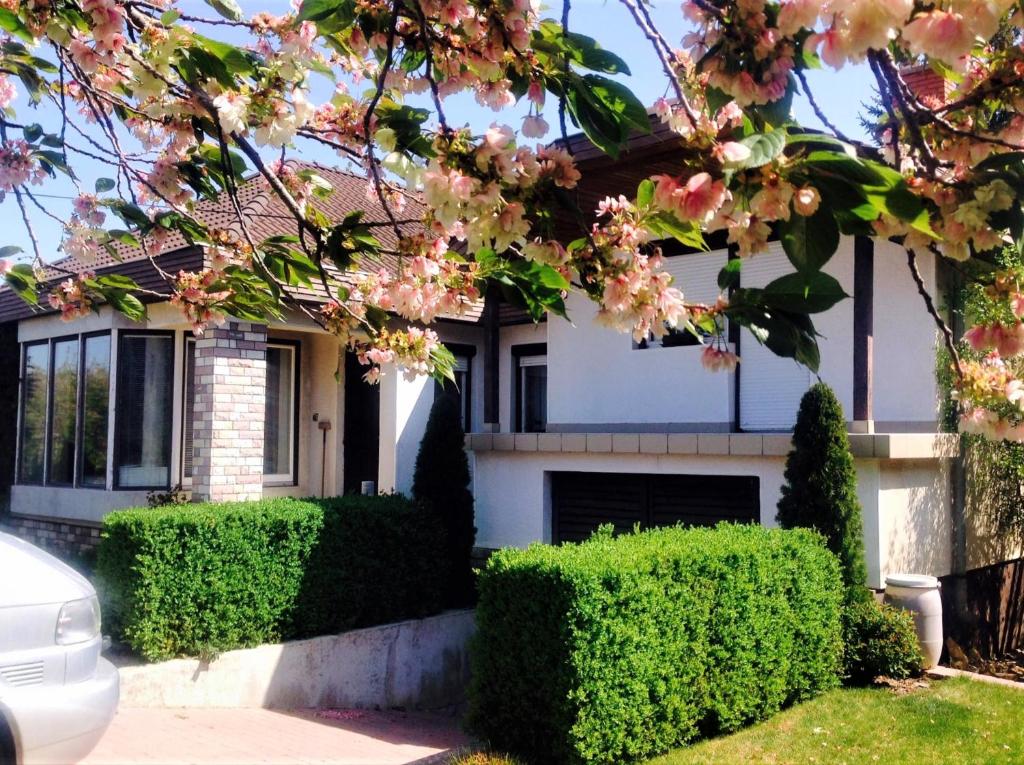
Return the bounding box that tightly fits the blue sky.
[3,0,877,263]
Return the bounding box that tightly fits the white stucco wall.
[547,291,732,430]
[378,322,484,495]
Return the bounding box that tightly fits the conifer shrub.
[777,382,870,602]
[413,390,477,606]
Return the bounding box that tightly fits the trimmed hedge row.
[467,523,844,765]
[96,495,447,661]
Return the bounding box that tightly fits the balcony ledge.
[465,431,959,460]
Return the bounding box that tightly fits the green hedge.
[467,524,844,765]
[96,495,447,661]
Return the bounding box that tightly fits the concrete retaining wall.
[117,609,475,710]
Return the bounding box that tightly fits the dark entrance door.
[552,471,760,543]
[343,351,380,495]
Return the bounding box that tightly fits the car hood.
[0,532,96,607]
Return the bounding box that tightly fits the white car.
[0,533,118,764]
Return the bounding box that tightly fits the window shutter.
[661,249,729,307]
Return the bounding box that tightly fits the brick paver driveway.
[79,707,469,764]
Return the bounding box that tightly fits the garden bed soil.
[946,639,1024,684]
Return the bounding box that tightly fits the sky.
[2,0,878,264]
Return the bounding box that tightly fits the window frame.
[262,338,301,486]
[434,342,476,432]
[45,333,82,488]
[113,329,176,491]
[512,342,547,433]
[77,330,112,490]
[180,336,301,487]
[17,339,51,486]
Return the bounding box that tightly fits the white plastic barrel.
[883,573,943,669]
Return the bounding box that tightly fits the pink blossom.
[902,10,976,63]
[701,346,740,372]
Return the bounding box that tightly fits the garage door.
[552,472,761,544]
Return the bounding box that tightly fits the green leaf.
[204,0,243,21]
[738,130,787,169]
[636,179,654,209]
[298,0,347,21]
[0,9,33,43]
[160,9,182,24]
[5,263,38,305]
[96,273,140,291]
[762,271,848,313]
[104,290,146,321]
[718,258,741,290]
[646,212,707,251]
[582,74,649,133]
[22,123,42,143]
[779,206,840,274]
[0,245,23,258]
[95,177,116,193]
[803,151,887,185]
[564,31,630,75]
[753,74,794,127]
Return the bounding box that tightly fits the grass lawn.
[649,678,1023,765]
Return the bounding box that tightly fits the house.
[0,112,1019,653]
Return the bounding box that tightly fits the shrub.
[96,495,447,661]
[467,524,844,765]
[777,383,869,601]
[295,494,448,636]
[413,391,476,607]
[842,599,924,684]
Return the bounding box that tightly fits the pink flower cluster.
[0,141,45,191]
[169,270,232,334]
[48,273,95,322]
[352,236,481,324]
[350,326,444,384]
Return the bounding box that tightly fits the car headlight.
[55,596,101,645]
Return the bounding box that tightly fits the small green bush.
[96,495,447,661]
[777,383,870,602]
[842,599,924,684]
[467,524,844,765]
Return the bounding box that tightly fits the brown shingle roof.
[0,161,484,324]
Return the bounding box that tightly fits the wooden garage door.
[552,472,760,544]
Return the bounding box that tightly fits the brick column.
[191,321,267,503]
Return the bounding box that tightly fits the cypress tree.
[777,383,869,600]
[413,390,477,607]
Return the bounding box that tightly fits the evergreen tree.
[777,383,869,600]
[413,390,476,607]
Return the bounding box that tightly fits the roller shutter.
[552,471,760,544]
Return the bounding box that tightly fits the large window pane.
[19,343,48,483]
[116,334,173,488]
[48,339,79,485]
[80,334,110,487]
[264,345,295,479]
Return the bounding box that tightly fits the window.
[79,334,110,487]
[115,333,174,489]
[513,344,547,433]
[48,338,79,485]
[16,332,110,488]
[434,344,475,431]
[263,343,297,483]
[18,342,48,484]
[181,338,298,484]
